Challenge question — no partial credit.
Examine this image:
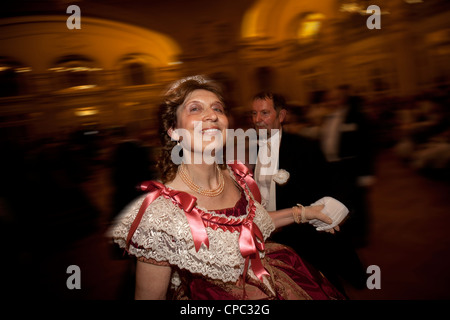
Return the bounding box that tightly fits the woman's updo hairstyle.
[157,75,226,183]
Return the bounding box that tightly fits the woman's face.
[171,89,228,162]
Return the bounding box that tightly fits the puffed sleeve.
[109,194,195,265]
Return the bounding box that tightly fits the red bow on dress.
[228,162,269,280]
[125,180,209,252]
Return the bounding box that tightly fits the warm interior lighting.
[16,67,32,73]
[340,2,363,13]
[340,2,390,15]
[298,21,322,39]
[123,102,139,107]
[297,13,325,41]
[49,66,102,72]
[241,5,262,38]
[74,107,99,116]
[73,85,97,90]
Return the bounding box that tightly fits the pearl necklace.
[178,163,225,197]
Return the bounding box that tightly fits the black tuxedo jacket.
[275,131,334,209]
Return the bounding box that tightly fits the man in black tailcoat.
[249,92,367,293]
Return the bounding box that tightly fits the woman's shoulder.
[109,188,187,240]
[119,190,174,218]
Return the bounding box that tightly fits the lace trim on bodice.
[110,166,275,283]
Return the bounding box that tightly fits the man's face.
[251,98,286,136]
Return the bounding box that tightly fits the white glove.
[308,197,349,231]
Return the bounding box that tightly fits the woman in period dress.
[110,75,346,300]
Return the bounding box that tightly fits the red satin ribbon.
[125,180,209,252]
[228,161,261,204]
[228,161,269,281]
[239,219,269,280]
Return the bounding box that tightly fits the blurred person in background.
[318,85,376,247]
[110,126,156,222]
[395,88,450,174]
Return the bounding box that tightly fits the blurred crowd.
[285,83,450,178]
[392,85,450,175]
[0,125,160,264]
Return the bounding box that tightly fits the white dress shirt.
[320,106,348,162]
[254,130,281,211]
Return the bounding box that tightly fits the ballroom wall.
[0,14,184,141]
[0,0,449,142]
